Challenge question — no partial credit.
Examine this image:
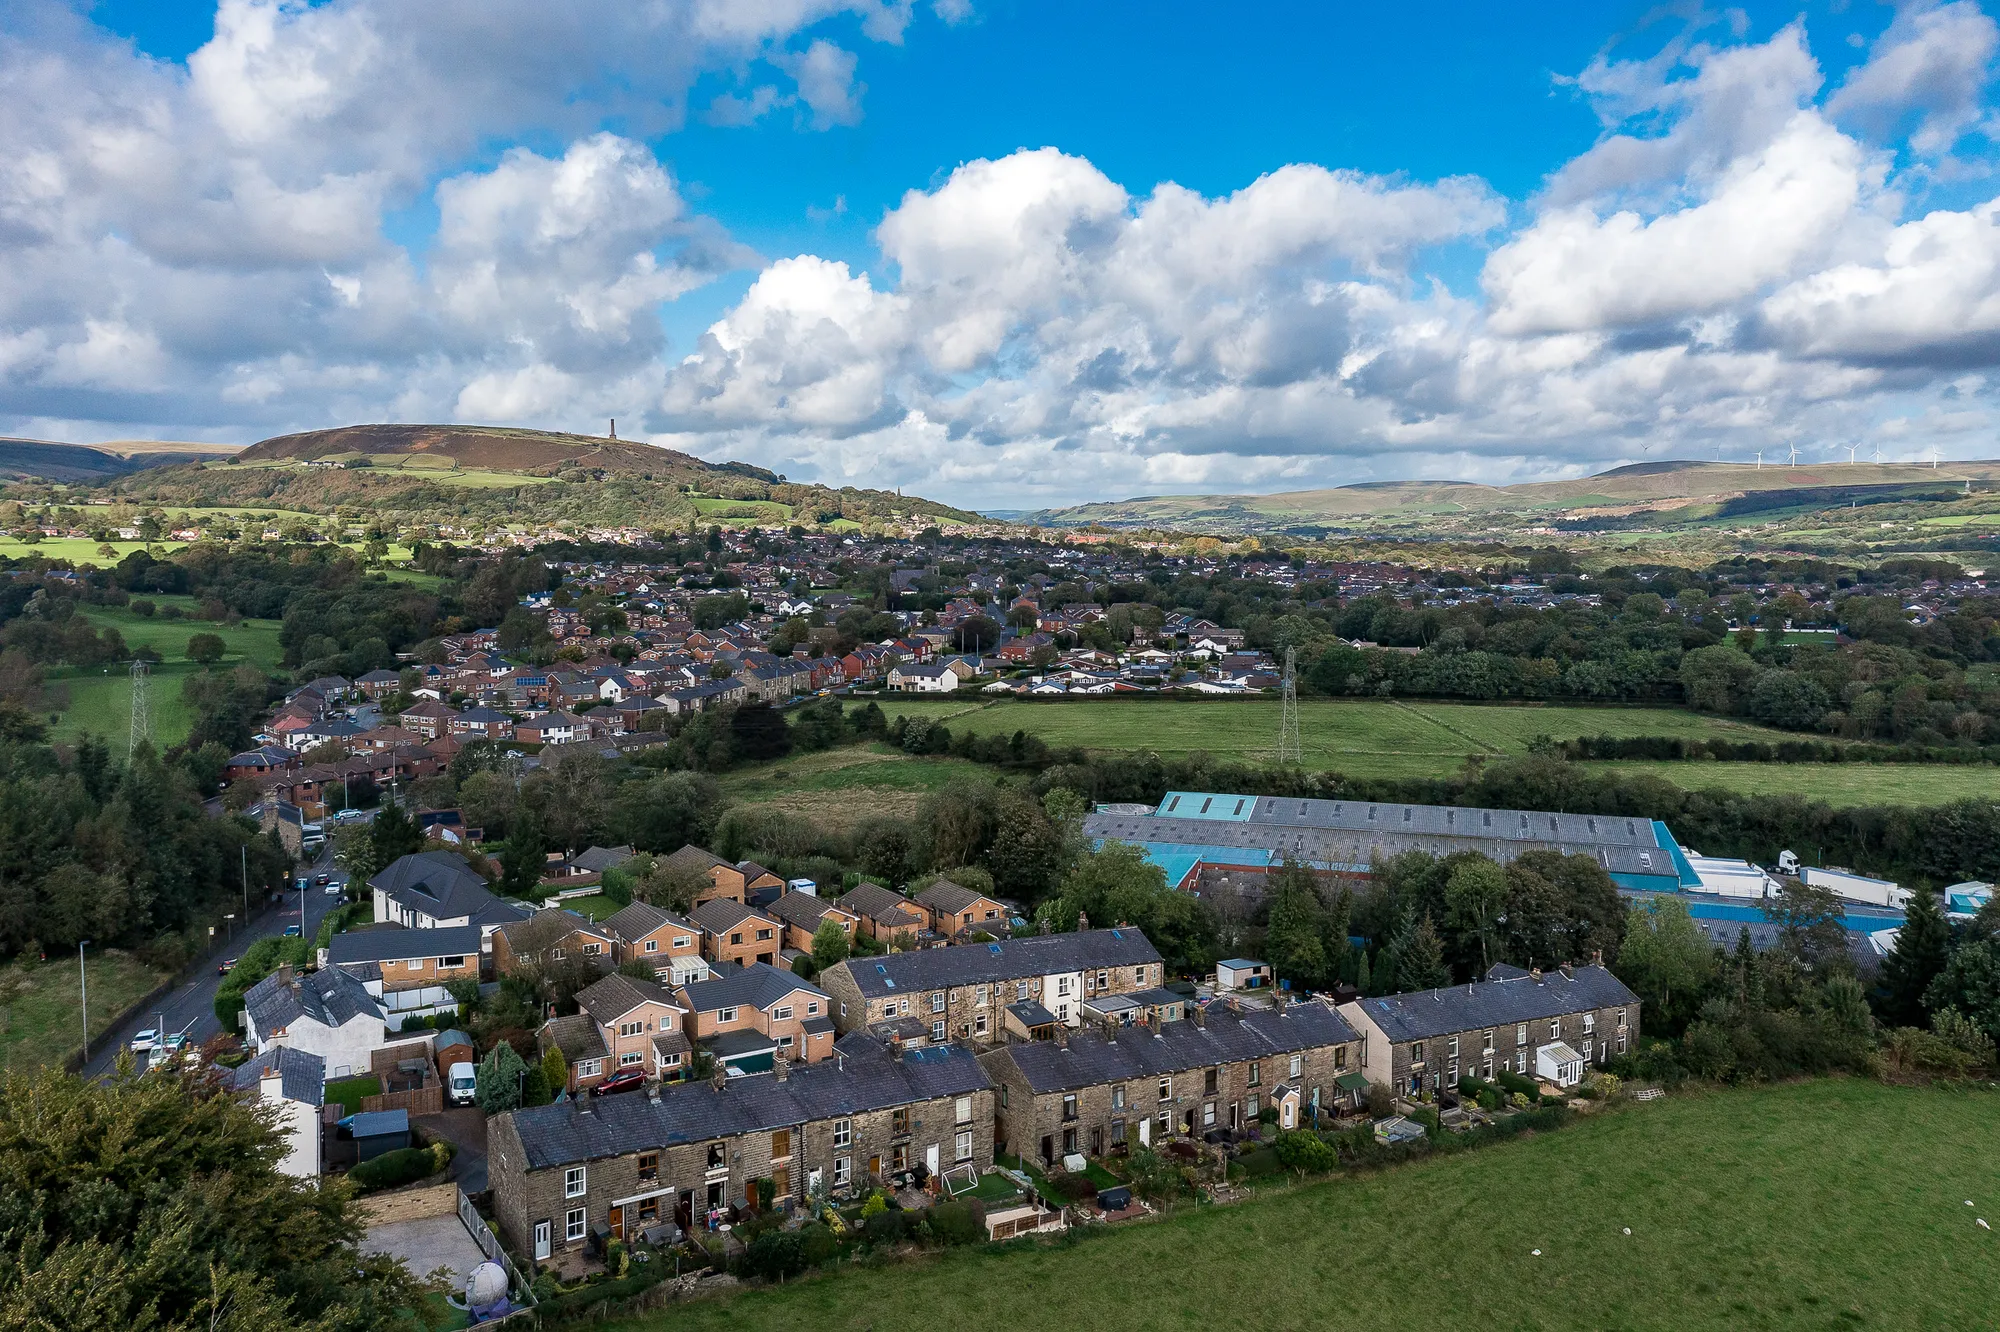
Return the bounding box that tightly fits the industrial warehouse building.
[1082,792,1702,893]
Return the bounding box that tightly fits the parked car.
[129,1029,159,1053]
[324,881,344,896]
[216,957,238,975]
[591,1069,646,1097]
[314,873,332,886]
[283,924,301,937]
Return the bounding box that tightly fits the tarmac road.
[81,845,349,1079]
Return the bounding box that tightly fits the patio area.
[363,1213,489,1290]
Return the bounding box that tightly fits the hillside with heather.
[93,423,985,535]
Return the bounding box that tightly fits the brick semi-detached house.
[676,963,836,1072]
[540,974,690,1093]
[488,1036,993,1262]
[689,899,784,968]
[1337,963,1641,1098]
[980,996,1362,1163]
[818,927,1164,1046]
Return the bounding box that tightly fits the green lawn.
[608,1079,2000,1332]
[0,951,170,1074]
[326,1075,382,1115]
[0,537,169,564]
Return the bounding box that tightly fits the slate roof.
[832,927,1162,999]
[993,1001,1359,1095]
[1350,965,1640,1043]
[576,973,683,1026]
[328,924,482,966]
[677,962,826,1016]
[232,1045,326,1106]
[709,1028,779,1059]
[835,882,924,924]
[568,845,635,874]
[602,900,696,944]
[369,852,522,926]
[244,966,383,1038]
[507,1036,991,1170]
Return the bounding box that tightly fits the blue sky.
[10,0,2000,504]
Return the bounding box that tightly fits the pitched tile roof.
[913,880,994,916]
[835,882,924,923]
[506,1036,990,1170]
[689,898,778,936]
[831,927,1162,999]
[764,891,836,932]
[991,1001,1357,1095]
[544,1013,608,1063]
[602,900,696,944]
[677,962,827,1016]
[576,973,683,1026]
[1351,965,1640,1043]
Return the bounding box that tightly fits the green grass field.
[35,603,289,747]
[73,602,285,666]
[841,698,1999,807]
[720,745,1000,827]
[1582,760,2000,806]
[0,951,169,1075]
[870,699,1792,776]
[609,1079,2000,1332]
[0,537,163,563]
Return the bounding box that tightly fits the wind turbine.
[1846,443,1859,465]
[1873,442,1883,465]
[1931,444,1941,469]
[1787,442,1800,466]
[1755,450,1763,470]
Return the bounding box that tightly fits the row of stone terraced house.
[486,926,1640,1264]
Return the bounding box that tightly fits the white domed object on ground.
[466,1262,509,1310]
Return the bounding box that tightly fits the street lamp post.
[77,940,91,1061]
[241,844,249,921]
[224,912,235,944]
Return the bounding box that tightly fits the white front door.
[925,1143,939,1175]
[1139,1116,1151,1146]
[533,1220,551,1261]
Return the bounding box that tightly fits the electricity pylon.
[128,659,152,761]
[1276,646,1302,766]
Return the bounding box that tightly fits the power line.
[1276,645,1301,766]
[128,658,152,761]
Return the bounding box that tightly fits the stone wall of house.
[983,1029,1356,1165]
[1366,999,1640,1095]
[488,1077,996,1260]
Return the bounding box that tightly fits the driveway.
[82,844,347,1079]
[417,1106,491,1194]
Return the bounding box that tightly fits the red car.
[590,1069,647,1097]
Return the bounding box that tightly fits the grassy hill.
[91,423,984,533]
[1025,458,2000,537]
[605,1079,2000,1332]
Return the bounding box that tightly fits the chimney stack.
[890,1037,905,1062]
[710,1063,727,1091]
[1530,967,1543,985]
[774,1054,790,1082]
[1077,911,1090,932]
[1190,1002,1205,1029]
[275,962,295,987]
[1053,1024,1068,1049]
[1560,962,1573,981]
